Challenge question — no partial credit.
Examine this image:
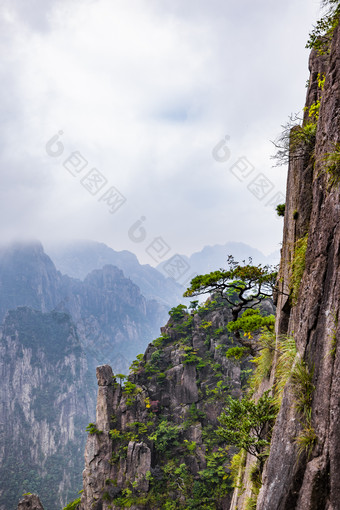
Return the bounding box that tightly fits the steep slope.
[0,308,95,510]
[0,241,62,321]
[45,240,183,307]
[0,241,168,372]
[78,299,252,510]
[257,25,340,510]
[232,13,340,510]
[0,243,169,510]
[60,264,168,374]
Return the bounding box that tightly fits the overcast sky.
[0,0,322,265]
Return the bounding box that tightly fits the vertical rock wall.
[257,24,340,510]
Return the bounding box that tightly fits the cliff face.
[0,241,168,372]
[78,299,253,510]
[0,242,62,321]
[0,308,95,510]
[62,264,167,374]
[259,27,340,509]
[46,240,184,308]
[232,19,340,510]
[12,11,340,510]
[0,242,170,509]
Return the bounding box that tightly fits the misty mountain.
[158,241,280,279]
[0,241,168,372]
[0,307,95,510]
[45,240,184,307]
[0,241,173,509]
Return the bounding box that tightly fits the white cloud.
[0,0,321,262]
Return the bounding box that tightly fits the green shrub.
[183,440,197,453]
[62,496,81,510]
[290,234,308,304]
[85,423,102,435]
[217,391,277,465]
[213,327,226,337]
[276,203,285,217]
[245,495,258,510]
[306,3,340,55]
[295,424,317,459]
[123,381,137,394]
[148,421,181,453]
[305,100,321,122]
[322,142,340,186]
[229,451,246,488]
[109,429,121,441]
[129,355,144,374]
[291,359,315,418]
[226,346,249,360]
[272,119,317,167]
[274,336,297,402]
[151,350,161,364]
[228,309,275,336]
[249,332,276,390]
[127,421,148,437]
[169,304,188,321]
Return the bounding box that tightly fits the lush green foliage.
[168,304,188,321]
[306,2,340,54]
[104,296,240,508]
[274,336,298,401]
[217,391,277,463]
[184,257,277,310]
[148,421,181,453]
[290,234,308,304]
[272,118,317,167]
[62,496,81,510]
[86,423,102,435]
[249,332,276,391]
[226,346,249,360]
[228,309,275,336]
[276,203,285,217]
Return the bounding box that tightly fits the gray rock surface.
[232,21,340,510]
[17,494,44,510]
[79,300,251,509]
[0,308,95,510]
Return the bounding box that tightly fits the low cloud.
[0,0,320,262]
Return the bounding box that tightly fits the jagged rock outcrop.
[0,308,95,510]
[0,242,171,510]
[17,494,44,510]
[79,299,255,509]
[46,240,184,307]
[0,241,169,372]
[232,17,340,510]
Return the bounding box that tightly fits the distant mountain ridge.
[0,240,174,510]
[0,241,169,372]
[45,240,184,307]
[45,240,279,301]
[158,241,280,278]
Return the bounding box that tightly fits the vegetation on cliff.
[75,259,281,510]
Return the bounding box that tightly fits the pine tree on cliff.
[184,255,277,355]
